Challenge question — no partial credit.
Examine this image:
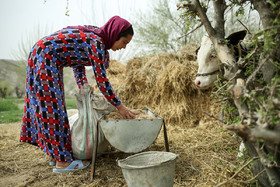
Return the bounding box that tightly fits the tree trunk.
[177,1,280,186]
[243,140,271,187]
[249,0,279,84]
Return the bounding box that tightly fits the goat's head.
[194,30,247,89]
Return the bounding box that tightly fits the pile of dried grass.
[108,43,221,126]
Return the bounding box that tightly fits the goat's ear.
[195,46,200,55]
[226,30,247,45]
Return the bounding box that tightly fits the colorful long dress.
[20,29,121,162]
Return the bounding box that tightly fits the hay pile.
[106,43,220,126]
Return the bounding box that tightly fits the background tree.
[10,25,51,98]
[133,0,261,57]
[0,81,12,98]
[178,0,280,186]
[133,0,196,56]
[13,24,51,63]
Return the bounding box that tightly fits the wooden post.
[91,122,99,180]
[163,120,170,152]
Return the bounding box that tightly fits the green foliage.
[265,76,280,127]
[134,0,188,56]
[0,81,12,98]
[15,85,25,98]
[250,179,258,184]
[0,99,19,111]
[216,14,279,129]
[179,0,201,32]
[224,103,239,125]
[0,98,23,123]
[262,28,279,54]
[65,98,77,109]
[218,127,225,132]
[43,0,69,16]
[0,109,23,124]
[228,1,253,17]
[266,152,276,162]
[65,0,70,16]
[0,97,76,123]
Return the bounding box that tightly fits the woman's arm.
[90,49,121,107]
[89,47,135,118]
[73,64,88,88]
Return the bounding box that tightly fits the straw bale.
[125,56,151,71]
[109,43,220,127]
[91,60,126,92]
[176,42,199,61]
[106,60,126,75]
[143,53,176,70]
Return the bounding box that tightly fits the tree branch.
[237,19,252,35]
[228,78,249,117]
[226,124,280,144]
[177,0,198,15]
[176,23,203,41]
[252,25,280,40]
[215,157,259,187]
[213,69,242,95]
[242,169,266,184]
[203,111,226,125]
[255,145,280,186]
[237,44,258,67]
[212,0,226,37]
[246,49,275,85]
[193,0,216,38]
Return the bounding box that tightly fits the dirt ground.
[0,44,254,186]
[0,112,253,187]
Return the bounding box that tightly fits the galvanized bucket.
[117,151,178,187]
[99,109,163,153]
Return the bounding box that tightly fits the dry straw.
[88,43,253,186]
[107,43,220,127]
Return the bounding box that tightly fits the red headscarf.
[65,16,132,50]
[64,16,132,68]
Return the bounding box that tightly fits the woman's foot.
[55,160,89,169]
[49,159,56,166]
[53,160,90,173]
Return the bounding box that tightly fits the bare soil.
[0,116,252,187]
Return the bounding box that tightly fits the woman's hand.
[116,104,136,119]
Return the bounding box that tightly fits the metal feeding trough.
[98,108,167,153]
[90,108,169,180]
